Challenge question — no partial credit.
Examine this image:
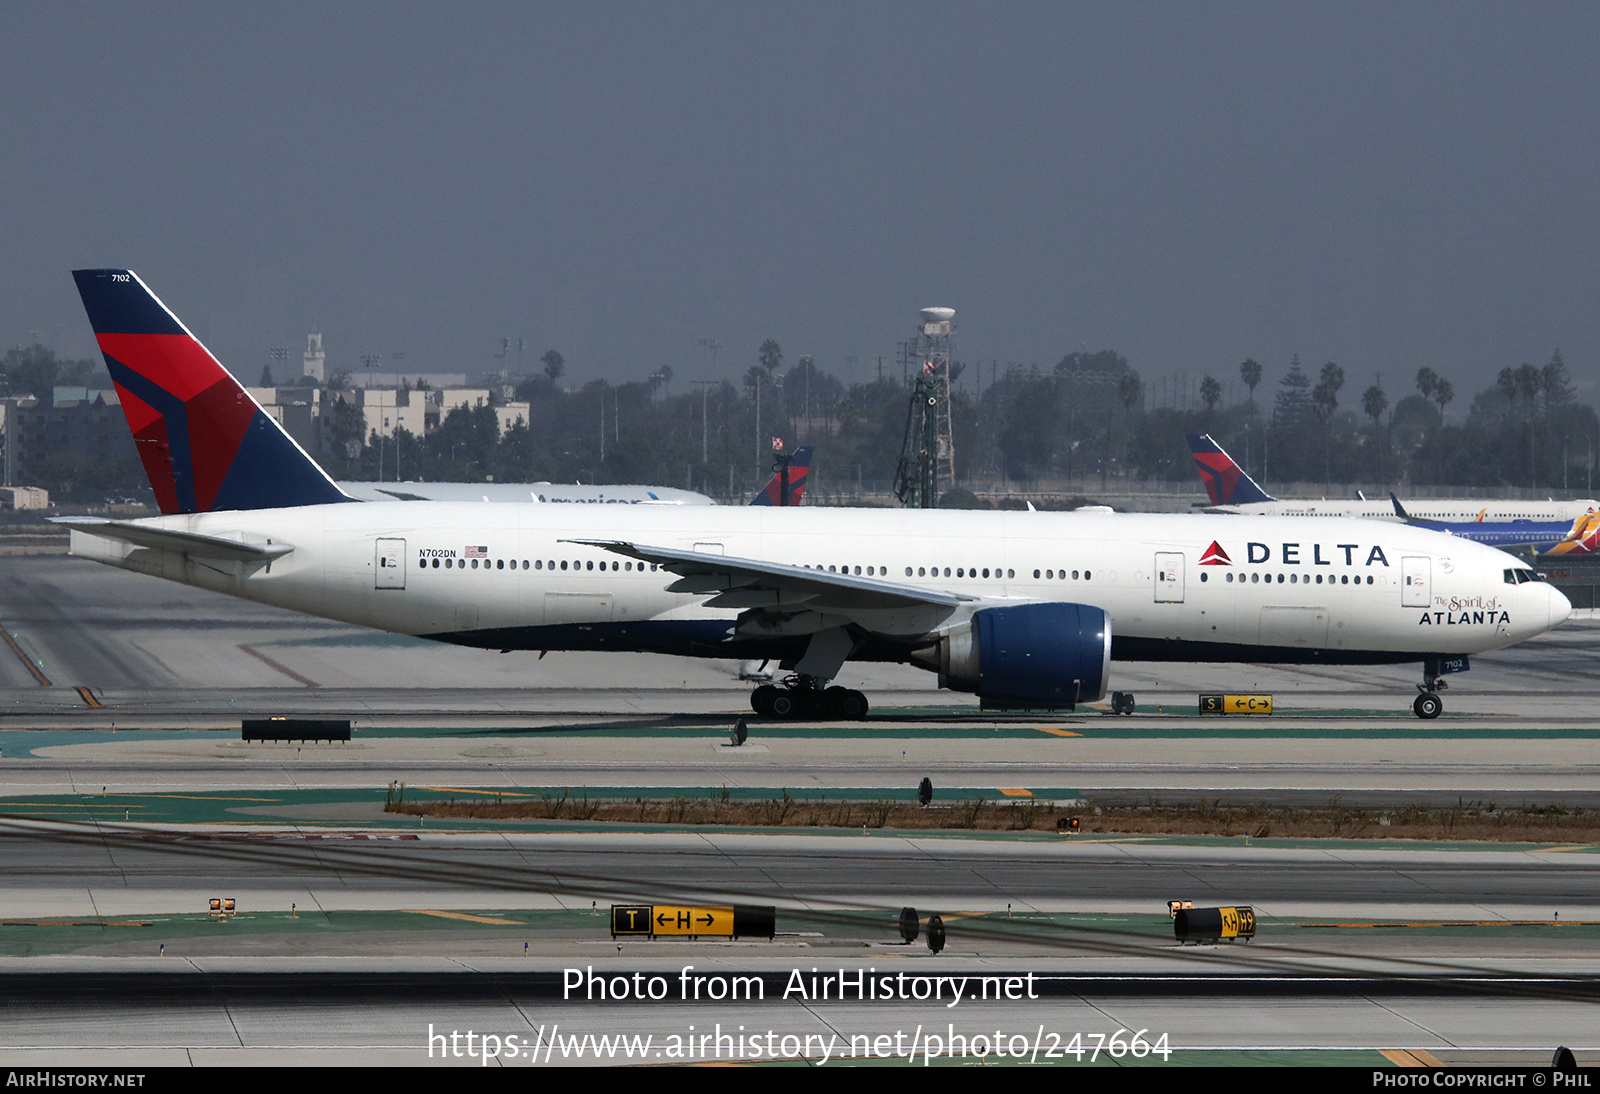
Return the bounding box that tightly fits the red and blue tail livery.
[1187,433,1275,507]
[72,270,350,514]
[750,447,812,506]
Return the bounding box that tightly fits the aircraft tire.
[1413,692,1443,720]
[825,687,868,720]
[769,689,798,718]
[846,690,869,719]
[751,685,778,717]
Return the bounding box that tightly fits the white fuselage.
[1214,499,1599,522]
[68,505,1570,669]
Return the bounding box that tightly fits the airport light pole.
[690,380,715,465]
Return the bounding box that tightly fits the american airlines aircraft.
[336,481,716,505]
[1188,434,1599,523]
[333,446,808,507]
[57,271,1573,721]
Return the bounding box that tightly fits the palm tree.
[1200,375,1222,418]
[1313,362,1344,493]
[541,350,565,384]
[1239,358,1262,409]
[1431,378,1453,424]
[1107,370,1142,489]
[1361,383,1388,483]
[758,339,782,380]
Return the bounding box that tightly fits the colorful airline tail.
[750,447,812,506]
[1186,434,1275,506]
[72,270,351,514]
[1544,511,1600,556]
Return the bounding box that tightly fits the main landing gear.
[751,675,869,721]
[1413,667,1447,720]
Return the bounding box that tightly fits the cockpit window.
[1503,568,1543,584]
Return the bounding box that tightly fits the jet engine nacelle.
[914,602,1111,711]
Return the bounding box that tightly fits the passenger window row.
[1213,571,1374,585]
[419,557,659,572]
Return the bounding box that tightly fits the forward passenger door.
[1401,556,1430,608]
[1153,552,1185,603]
[375,538,406,590]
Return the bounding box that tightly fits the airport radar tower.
[893,307,956,508]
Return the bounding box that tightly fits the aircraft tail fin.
[750,446,812,506]
[1186,434,1274,505]
[71,270,351,514]
[1545,512,1600,555]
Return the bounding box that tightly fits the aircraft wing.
[566,539,968,612]
[52,518,294,562]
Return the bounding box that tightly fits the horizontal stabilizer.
[52,517,293,562]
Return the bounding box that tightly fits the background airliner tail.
[72,269,351,514]
[1187,433,1275,506]
[750,447,812,506]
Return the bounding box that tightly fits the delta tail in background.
[1188,433,1600,524]
[57,271,1572,723]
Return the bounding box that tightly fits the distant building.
[347,373,467,390]
[303,331,325,383]
[4,393,137,486]
[0,485,49,510]
[245,387,323,454]
[495,402,531,433]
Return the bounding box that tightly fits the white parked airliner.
[58,270,1573,720]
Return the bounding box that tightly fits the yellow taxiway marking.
[997,788,1034,797]
[405,910,523,925]
[1381,1049,1444,1067]
[75,686,102,708]
[1535,845,1594,853]
[416,786,536,797]
[1033,727,1083,737]
[1,625,50,687]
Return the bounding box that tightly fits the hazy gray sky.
[5,3,1599,402]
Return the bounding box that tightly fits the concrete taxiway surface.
[2,555,1598,1066]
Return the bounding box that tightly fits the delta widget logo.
[1198,541,1231,565]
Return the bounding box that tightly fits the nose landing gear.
[750,675,869,720]
[1413,662,1448,720]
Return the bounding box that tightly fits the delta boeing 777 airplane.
[57,271,1572,720]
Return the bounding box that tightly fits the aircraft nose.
[1548,584,1573,628]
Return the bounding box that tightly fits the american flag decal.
[464,545,487,558]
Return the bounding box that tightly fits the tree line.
[5,339,1597,502]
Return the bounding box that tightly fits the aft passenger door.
[375,538,406,590]
[1154,552,1185,603]
[1401,556,1430,607]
